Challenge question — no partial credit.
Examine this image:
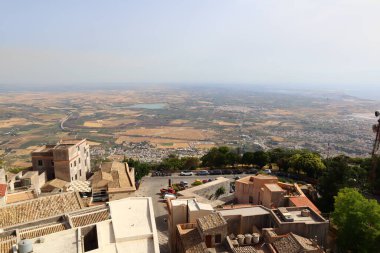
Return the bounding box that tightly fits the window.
[51,160,54,166]
[249,196,253,204]
[79,158,81,164]
[70,163,72,167]
[75,174,77,180]
[215,234,222,244]
[80,170,82,177]
[74,161,77,166]
[77,146,80,151]
[38,160,43,166]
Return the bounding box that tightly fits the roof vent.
[301,209,311,217]
[18,239,33,253]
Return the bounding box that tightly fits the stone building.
[90,161,136,201]
[31,139,90,182]
[167,198,214,253]
[235,175,320,213]
[0,196,159,253]
[175,212,228,253]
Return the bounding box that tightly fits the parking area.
[132,174,238,253]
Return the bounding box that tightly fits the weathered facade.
[31,139,90,182]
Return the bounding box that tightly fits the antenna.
[370,111,380,191]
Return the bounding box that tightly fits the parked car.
[246,169,258,174]
[263,169,272,174]
[209,169,222,175]
[163,193,176,200]
[222,169,233,175]
[196,170,210,176]
[180,171,193,176]
[152,171,172,177]
[233,169,243,174]
[160,188,176,195]
[179,181,189,187]
[202,179,209,184]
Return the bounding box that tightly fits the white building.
[0,195,160,253]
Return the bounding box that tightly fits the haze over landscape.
[1,0,380,96]
[1,2,380,253]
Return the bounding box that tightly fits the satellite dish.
[376,111,380,117]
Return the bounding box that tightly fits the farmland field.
[0,86,379,166]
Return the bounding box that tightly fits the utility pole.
[370,111,380,192]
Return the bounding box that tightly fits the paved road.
[132,174,240,253]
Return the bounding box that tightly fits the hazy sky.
[0,0,379,88]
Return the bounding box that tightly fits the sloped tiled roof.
[0,192,83,228]
[272,234,301,253]
[0,184,7,197]
[179,227,206,253]
[197,212,226,232]
[291,233,319,251]
[0,237,16,253]
[289,196,320,214]
[71,209,110,227]
[92,162,135,192]
[41,179,69,192]
[19,223,66,239]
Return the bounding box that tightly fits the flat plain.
[1,87,379,166]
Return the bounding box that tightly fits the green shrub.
[192,180,203,186]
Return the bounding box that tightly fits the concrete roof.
[236,174,278,185]
[264,183,284,192]
[177,177,231,207]
[6,191,35,204]
[188,199,213,212]
[108,197,159,253]
[220,206,270,217]
[0,197,159,253]
[41,179,69,192]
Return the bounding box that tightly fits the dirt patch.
[270,136,285,142]
[215,121,239,126]
[122,127,214,141]
[264,109,293,116]
[83,118,139,128]
[156,142,190,149]
[11,161,32,168]
[169,119,189,125]
[0,118,31,128]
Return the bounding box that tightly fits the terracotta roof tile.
[0,184,7,197]
[197,212,226,232]
[288,196,320,214]
[0,192,83,228]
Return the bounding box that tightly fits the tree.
[289,152,326,178]
[123,158,153,181]
[201,146,238,167]
[318,155,368,212]
[332,188,380,253]
[252,151,269,168]
[242,152,255,165]
[181,157,200,170]
[158,154,184,171]
[215,186,226,199]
